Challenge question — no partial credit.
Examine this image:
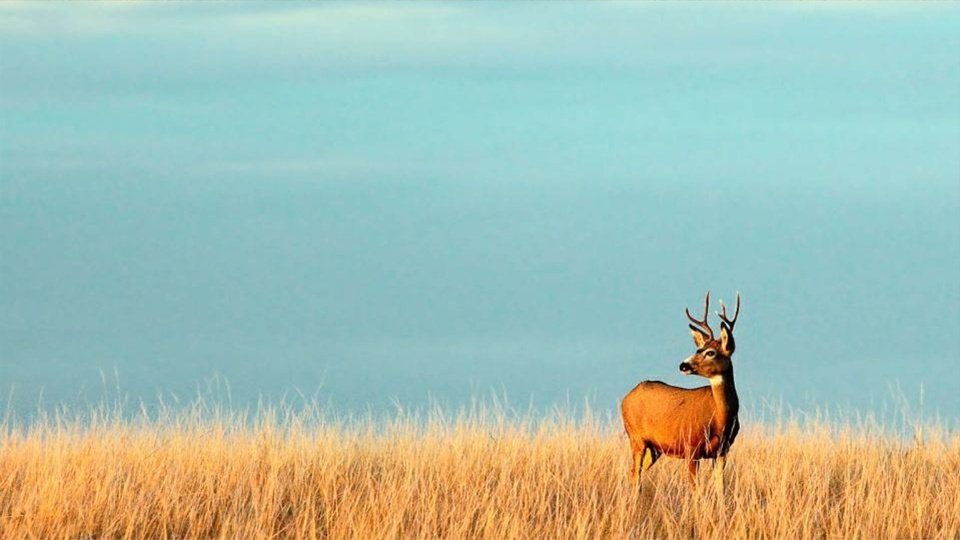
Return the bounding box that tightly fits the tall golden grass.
[1,401,958,539]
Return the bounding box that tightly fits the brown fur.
[620,294,741,489]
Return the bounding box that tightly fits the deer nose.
[679,362,693,374]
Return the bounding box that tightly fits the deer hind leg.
[641,446,660,475]
[629,440,659,487]
[629,439,643,486]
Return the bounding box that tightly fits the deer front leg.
[686,459,699,484]
[713,455,726,493]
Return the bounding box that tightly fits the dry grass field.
[1,402,958,539]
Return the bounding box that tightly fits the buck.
[620,292,741,491]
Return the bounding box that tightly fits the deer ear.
[720,322,735,355]
[689,325,709,348]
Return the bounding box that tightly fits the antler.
[718,292,741,332]
[685,291,714,339]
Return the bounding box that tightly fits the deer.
[620,291,741,492]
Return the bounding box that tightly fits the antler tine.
[718,292,741,331]
[685,291,714,339]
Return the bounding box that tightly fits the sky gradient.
[1,2,959,421]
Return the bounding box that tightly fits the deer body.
[622,377,739,461]
[621,292,741,490]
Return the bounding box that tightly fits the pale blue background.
[2,3,958,421]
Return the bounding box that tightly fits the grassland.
[1,402,958,539]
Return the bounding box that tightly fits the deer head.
[679,291,740,379]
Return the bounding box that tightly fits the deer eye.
[705,350,716,358]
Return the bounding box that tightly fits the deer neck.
[708,369,739,430]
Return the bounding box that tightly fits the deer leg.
[630,442,659,488]
[712,455,726,494]
[640,446,659,475]
[686,459,700,484]
[629,440,643,486]
[638,445,660,488]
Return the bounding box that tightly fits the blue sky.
[1,2,959,420]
